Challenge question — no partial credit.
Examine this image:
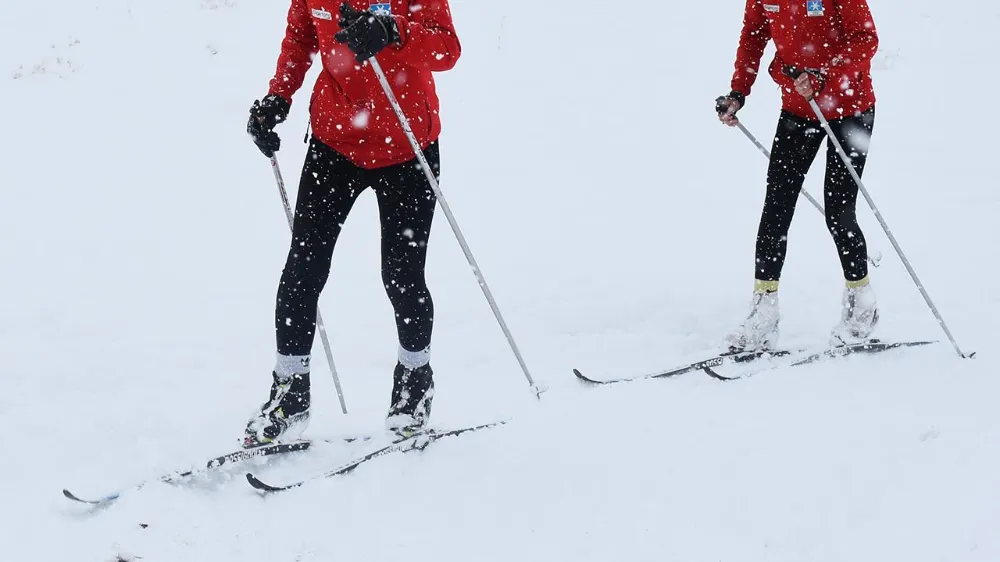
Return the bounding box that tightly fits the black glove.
[247,94,290,158]
[715,91,746,117]
[334,2,401,63]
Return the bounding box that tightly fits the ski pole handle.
[715,96,730,116]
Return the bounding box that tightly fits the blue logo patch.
[370,3,391,15]
[807,0,824,16]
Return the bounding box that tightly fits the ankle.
[846,275,871,289]
[398,345,430,370]
[753,279,779,294]
[275,353,311,380]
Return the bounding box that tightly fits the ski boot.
[725,289,780,353]
[830,280,879,346]
[243,371,311,448]
[386,362,434,437]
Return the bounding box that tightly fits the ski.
[573,346,809,386]
[245,420,506,493]
[790,339,937,367]
[62,435,369,506]
[713,339,938,380]
[574,339,938,385]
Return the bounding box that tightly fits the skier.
[243,1,461,447]
[716,0,880,352]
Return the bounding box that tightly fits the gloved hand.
[334,2,401,63]
[715,91,746,127]
[782,66,827,101]
[247,94,290,158]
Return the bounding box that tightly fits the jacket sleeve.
[267,0,319,104]
[730,0,771,97]
[389,0,461,71]
[830,0,879,72]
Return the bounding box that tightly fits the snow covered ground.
[2,1,998,560]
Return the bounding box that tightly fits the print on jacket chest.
[763,1,825,17]
[311,1,395,20]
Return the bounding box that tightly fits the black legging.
[275,138,439,357]
[755,107,875,282]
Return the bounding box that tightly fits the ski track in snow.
[2,1,998,561]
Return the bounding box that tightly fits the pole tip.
[531,383,549,399]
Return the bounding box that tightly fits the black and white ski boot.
[386,362,434,436]
[243,372,311,448]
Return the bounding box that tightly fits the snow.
[2,1,998,560]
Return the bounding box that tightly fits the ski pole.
[784,67,973,358]
[716,98,882,267]
[368,57,545,399]
[269,156,351,413]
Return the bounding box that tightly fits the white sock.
[275,353,311,380]
[398,345,430,370]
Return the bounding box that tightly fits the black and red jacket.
[267,0,460,169]
[730,0,879,120]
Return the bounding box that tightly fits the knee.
[825,207,858,236]
[382,268,429,303]
[281,243,330,291]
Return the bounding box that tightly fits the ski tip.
[63,488,115,505]
[572,369,606,385]
[245,473,291,493]
[703,367,739,382]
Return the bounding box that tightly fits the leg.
[275,140,363,362]
[824,107,879,343]
[823,107,875,283]
[246,139,364,447]
[372,142,439,365]
[725,112,825,351]
[754,111,827,285]
[370,142,440,431]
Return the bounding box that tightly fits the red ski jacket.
[267,0,460,169]
[730,0,879,121]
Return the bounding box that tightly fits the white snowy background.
[2,1,998,560]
